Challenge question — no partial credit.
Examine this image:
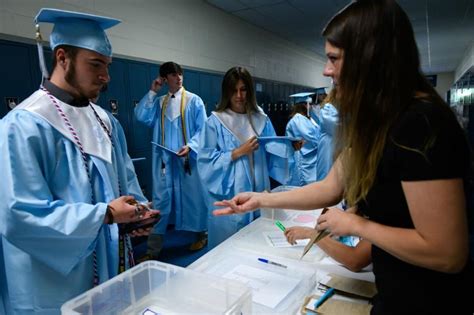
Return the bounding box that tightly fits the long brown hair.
[322,88,337,108]
[289,103,309,119]
[323,0,446,205]
[216,67,258,113]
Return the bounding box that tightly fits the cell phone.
[120,213,161,234]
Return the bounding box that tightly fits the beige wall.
[0,0,330,88]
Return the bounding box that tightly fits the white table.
[188,207,374,314]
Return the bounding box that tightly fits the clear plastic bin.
[61,261,252,315]
[190,248,317,314]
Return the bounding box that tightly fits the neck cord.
[42,87,135,286]
[160,88,191,174]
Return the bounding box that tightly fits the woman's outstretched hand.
[213,192,262,215]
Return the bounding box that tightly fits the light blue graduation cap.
[289,92,315,104]
[34,8,121,79]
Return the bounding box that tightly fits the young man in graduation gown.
[0,8,157,314]
[135,62,208,257]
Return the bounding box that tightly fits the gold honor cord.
[160,88,191,174]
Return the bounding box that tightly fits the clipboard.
[301,294,372,315]
[151,141,179,156]
[300,208,330,259]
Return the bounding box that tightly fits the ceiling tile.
[206,0,474,73]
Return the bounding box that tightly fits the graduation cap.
[315,87,329,96]
[289,92,315,104]
[259,136,297,159]
[34,8,121,80]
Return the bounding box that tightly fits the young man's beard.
[65,60,99,102]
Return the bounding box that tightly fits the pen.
[258,258,287,268]
[314,287,335,309]
[275,220,286,232]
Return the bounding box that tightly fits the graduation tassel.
[35,23,49,83]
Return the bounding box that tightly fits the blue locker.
[264,81,273,108]
[148,64,159,83]
[98,59,131,142]
[128,61,155,152]
[255,79,265,107]
[29,46,53,89]
[209,74,222,113]
[129,148,153,201]
[282,85,290,104]
[199,73,212,115]
[0,40,37,118]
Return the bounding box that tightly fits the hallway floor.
[132,228,209,267]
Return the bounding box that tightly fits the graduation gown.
[316,103,339,181]
[197,109,293,248]
[134,88,207,234]
[0,89,146,314]
[285,113,320,185]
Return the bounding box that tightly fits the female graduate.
[197,66,292,248]
[316,89,339,181]
[285,101,320,185]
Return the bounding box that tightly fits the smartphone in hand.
[120,213,161,234]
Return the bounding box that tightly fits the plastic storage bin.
[190,248,317,314]
[61,261,252,315]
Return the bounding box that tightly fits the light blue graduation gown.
[197,111,293,248]
[310,105,322,126]
[285,113,320,186]
[134,88,207,234]
[316,103,339,180]
[0,90,146,315]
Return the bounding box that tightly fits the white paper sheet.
[222,265,300,309]
[263,231,309,248]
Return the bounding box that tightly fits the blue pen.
[314,287,335,309]
[258,258,287,268]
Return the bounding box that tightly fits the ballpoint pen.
[314,287,335,309]
[275,220,286,232]
[258,258,288,268]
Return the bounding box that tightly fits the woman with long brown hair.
[197,66,292,248]
[213,1,472,313]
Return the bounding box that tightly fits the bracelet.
[106,205,115,224]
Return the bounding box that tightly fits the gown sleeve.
[286,114,319,156]
[134,90,160,128]
[197,116,236,197]
[186,96,207,159]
